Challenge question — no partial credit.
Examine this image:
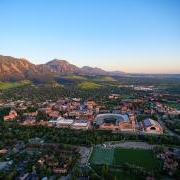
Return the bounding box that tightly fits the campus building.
[71,120,90,130]
[141,118,163,134]
[95,113,136,132]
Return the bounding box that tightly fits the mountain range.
[0,55,125,81]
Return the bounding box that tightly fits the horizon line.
[0,54,180,75]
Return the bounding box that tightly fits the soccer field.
[113,148,160,170]
[89,146,161,170]
[89,146,114,165]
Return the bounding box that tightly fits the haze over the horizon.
[0,0,180,73]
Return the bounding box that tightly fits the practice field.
[113,148,160,170]
[89,146,161,171]
[89,146,114,165]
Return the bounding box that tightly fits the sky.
[0,0,180,73]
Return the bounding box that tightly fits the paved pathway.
[79,146,91,165]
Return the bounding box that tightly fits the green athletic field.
[89,146,114,165]
[89,146,161,171]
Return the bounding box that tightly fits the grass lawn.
[89,147,114,165]
[110,170,143,180]
[78,81,102,89]
[0,80,31,89]
[94,76,117,82]
[89,146,161,171]
[113,148,160,171]
[63,75,87,80]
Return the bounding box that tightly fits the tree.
[102,164,109,178]
[36,111,47,121]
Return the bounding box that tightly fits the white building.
[71,120,90,130]
[56,117,74,127]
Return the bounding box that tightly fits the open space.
[89,146,114,165]
[0,81,31,90]
[90,146,161,171]
[78,81,102,89]
[113,148,160,170]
